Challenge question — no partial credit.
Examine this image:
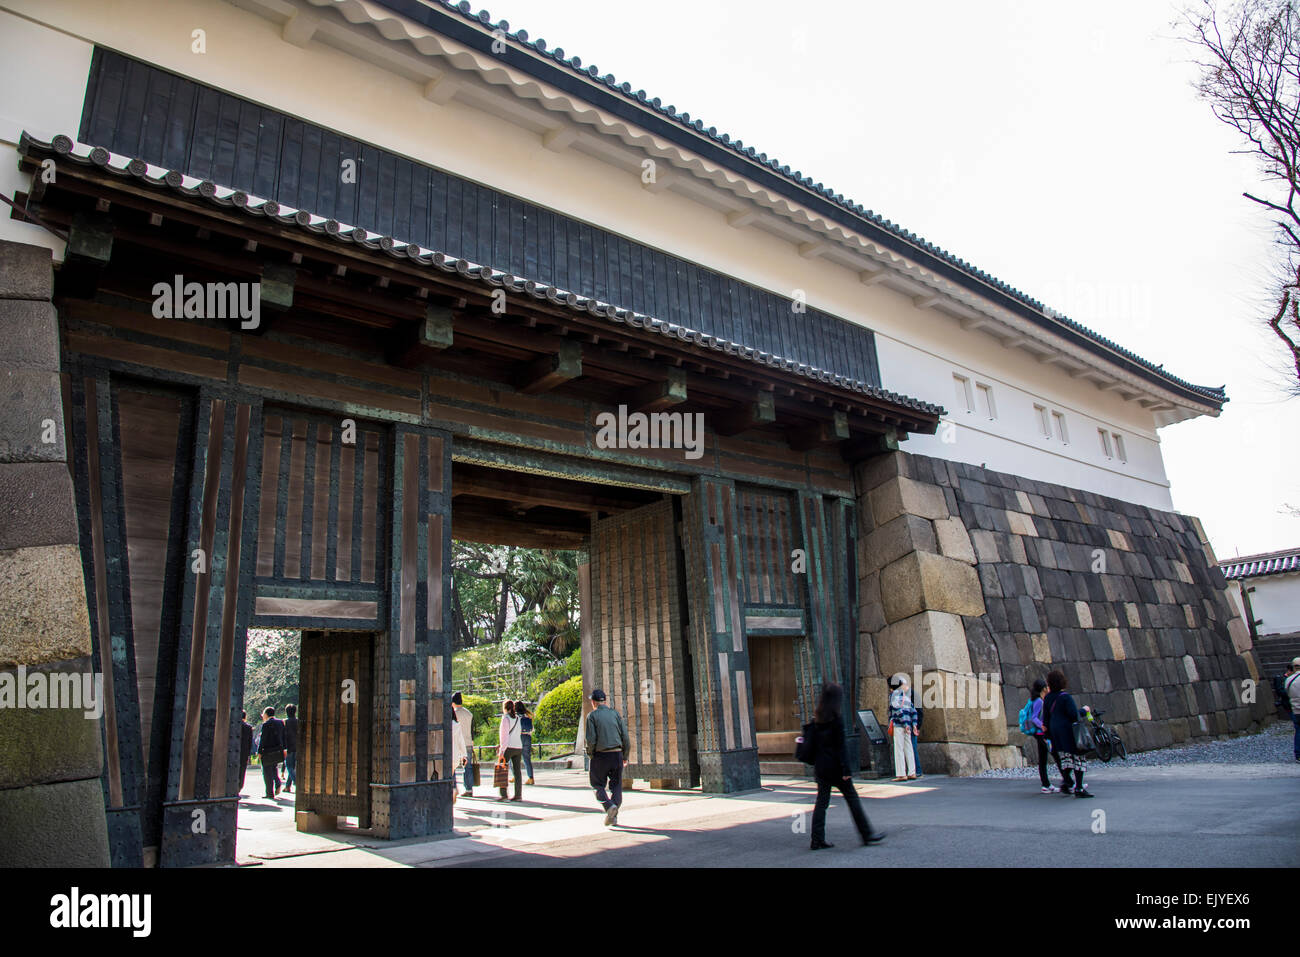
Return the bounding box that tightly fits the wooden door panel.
[298,630,373,826]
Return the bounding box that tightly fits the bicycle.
[1084,707,1127,762]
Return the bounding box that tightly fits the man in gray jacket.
[585,688,630,826]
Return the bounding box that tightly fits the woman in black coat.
[804,683,886,850]
[1043,670,1093,798]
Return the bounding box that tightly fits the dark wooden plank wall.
[589,499,691,779]
[78,48,883,388]
[60,296,854,497]
[251,411,388,629]
[372,426,453,838]
[679,477,760,791]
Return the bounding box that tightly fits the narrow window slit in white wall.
[953,373,974,413]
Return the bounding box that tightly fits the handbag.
[1072,717,1096,753]
[493,757,509,789]
[794,721,818,765]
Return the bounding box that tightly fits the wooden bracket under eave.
[516,340,583,394]
[712,391,776,436]
[387,303,455,367]
[786,410,850,451]
[627,367,688,413]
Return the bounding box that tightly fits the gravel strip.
[976,720,1296,779]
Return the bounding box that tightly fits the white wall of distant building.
[1228,574,1300,636]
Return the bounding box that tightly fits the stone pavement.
[233,759,1300,868]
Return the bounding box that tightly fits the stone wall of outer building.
[0,239,110,865]
[855,450,1272,777]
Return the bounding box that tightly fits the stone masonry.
[855,450,1272,776]
[0,239,110,865]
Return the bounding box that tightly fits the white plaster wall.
[0,7,92,258]
[0,0,1186,509]
[1243,573,1300,636]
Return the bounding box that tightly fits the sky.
[479,0,1299,558]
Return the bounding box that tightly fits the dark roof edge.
[368,0,1226,411]
[20,132,944,424]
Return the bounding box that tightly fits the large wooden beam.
[451,501,588,550]
[787,410,849,451]
[452,470,652,515]
[516,340,582,395]
[386,303,455,367]
[712,391,776,436]
[627,368,687,413]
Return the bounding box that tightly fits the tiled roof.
[21,133,944,420]
[1220,548,1300,580]
[366,0,1227,409]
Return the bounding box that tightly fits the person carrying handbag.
[1044,669,1093,797]
[799,683,885,850]
[496,699,524,802]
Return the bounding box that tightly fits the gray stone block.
[0,462,78,549]
[0,369,65,463]
[0,777,110,866]
[0,300,58,371]
[0,657,104,789]
[0,241,53,300]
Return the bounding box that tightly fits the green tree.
[243,628,300,717]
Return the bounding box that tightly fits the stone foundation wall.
[0,240,110,865]
[856,450,1272,776]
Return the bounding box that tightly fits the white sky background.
[485,0,1299,557]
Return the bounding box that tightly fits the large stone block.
[0,300,59,371]
[0,544,92,668]
[919,741,989,777]
[0,241,53,300]
[915,673,1009,745]
[869,475,949,527]
[985,744,1024,769]
[0,777,110,867]
[855,450,910,494]
[0,462,78,550]
[934,516,976,564]
[0,369,65,463]
[0,658,103,789]
[859,570,886,633]
[862,513,935,573]
[881,550,986,622]
[876,611,973,675]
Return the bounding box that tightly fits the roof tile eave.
[20,131,945,423]
[381,0,1226,408]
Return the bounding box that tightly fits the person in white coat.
[497,699,524,802]
[451,692,474,796]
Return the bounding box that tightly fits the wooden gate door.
[297,630,373,827]
[750,636,799,760]
[589,499,697,787]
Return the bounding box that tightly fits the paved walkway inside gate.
[232,750,1300,868]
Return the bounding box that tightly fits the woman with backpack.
[496,699,525,802]
[1022,678,1059,793]
[516,701,536,785]
[1044,670,1093,798]
[800,682,885,850]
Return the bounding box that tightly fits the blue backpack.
[1017,699,1036,735]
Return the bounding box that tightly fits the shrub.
[535,676,583,739]
[459,694,496,739]
[527,649,581,701]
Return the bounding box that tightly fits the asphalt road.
[440,765,1300,868]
